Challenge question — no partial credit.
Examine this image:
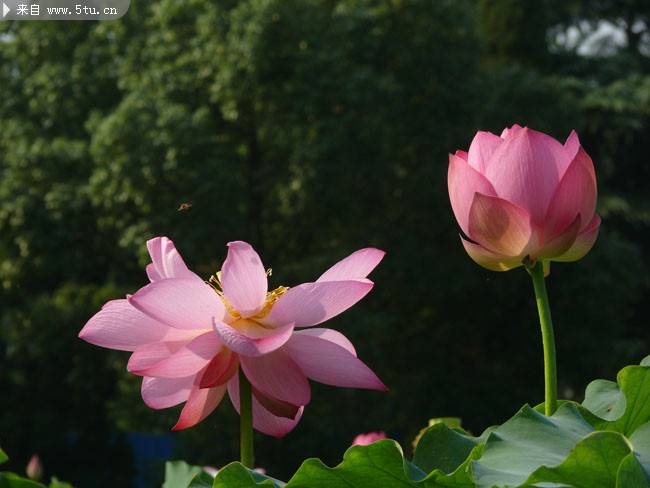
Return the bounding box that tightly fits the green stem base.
[528,261,558,416]
[239,368,254,468]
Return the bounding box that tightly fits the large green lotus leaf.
[580,356,650,436]
[471,403,596,487]
[285,440,433,487]
[412,423,481,474]
[630,422,650,474]
[412,418,465,451]
[616,421,650,487]
[283,439,483,488]
[526,431,631,488]
[582,380,627,421]
[213,463,284,488]
[616,454,650,488]
[162,461,203,488]
[602,363,650,436]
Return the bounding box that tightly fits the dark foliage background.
[1,0,649,485]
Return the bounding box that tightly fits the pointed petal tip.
[368,247,386,258]
[316,248,385,282]
[564,129,580,149]
[460,235,522,272]
[77,326,89,341]
[226,240,252,248]
[566,129,578,139]
[146,235,168,246]
[369,375,389,392]
[126,359,143,375]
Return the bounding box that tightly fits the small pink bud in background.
[352,431,387,446]
[26,455,43,481]
[203,466,219,477]
[204,466,265,477]
[448,125,600,274]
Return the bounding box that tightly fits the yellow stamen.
[255,286,289,319]
[207,269,288,320]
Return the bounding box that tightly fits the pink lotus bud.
[448,125,600,273]
[352,431,387,446]
[26,455,43,481]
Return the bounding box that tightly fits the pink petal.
[129,332,221,378]
[128,341,189,372]
[79,299,195,352]
[538,214,581,260]
[544,148,597,239]
[172,383,227,431]
[316,248,386,282]
[460,236,523,271]
[292,328,356,355]
[467,130,503,173]
[455,150,468,160]
[128,278,226,330]
[484,128,571,224]
[264,279,374,328]
[555,215,601,262]
[240,351,311,406]
[251,386,301,419]
[199,349,239,388]
[468,193,533,256]
[500,124,524,139]
[213,320,294,357]
[146,236,200,282]
[564,130,580,163]
[221,241,268,317]
[141,376,194,409]
[284,329,387,391]
[448,153,497,235]
[228,375,304,438]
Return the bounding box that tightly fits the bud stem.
[528,261,558,416]
[239,368,255,468]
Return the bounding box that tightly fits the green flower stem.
[239,368,254,468]
[528,261,558,416]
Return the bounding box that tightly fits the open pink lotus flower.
[79,237,387,437]
[448,124,600,273]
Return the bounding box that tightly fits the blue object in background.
[128,432,174,488]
